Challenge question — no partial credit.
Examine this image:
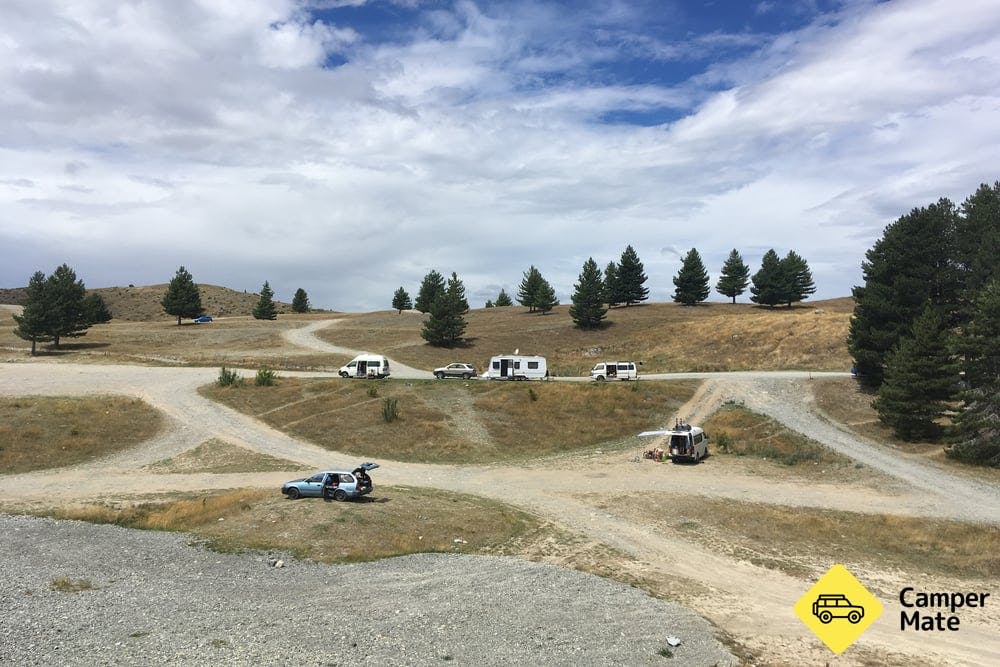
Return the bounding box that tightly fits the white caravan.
[339,353,391,379]
[590,361,639,381]
[483,355,547,381]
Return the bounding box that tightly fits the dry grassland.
[0,315,351,370]
[591,492,1000,582]
[321,299,854,375]
[51,486,539,563]
[200,378,698,463]
[704,404,852,467]
[0,396,162,474]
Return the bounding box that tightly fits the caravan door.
[500,358,512,379]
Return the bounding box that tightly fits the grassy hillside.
[0,284,297,321]
[321,299,854,374]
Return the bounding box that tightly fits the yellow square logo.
[794,563,883,654]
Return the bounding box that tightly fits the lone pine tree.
[569,257,607,328]
[672,248,710,306]
[162,266,203,325]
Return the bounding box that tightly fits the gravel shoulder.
[0,514,735,666]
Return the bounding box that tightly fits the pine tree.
[12,271,53,355]
[534,277,559,314]
[847,199,961,386]
[83,293,112,324]
[162,266,203,325]
[716,249,750,303]
[421,279,468,347]
[617,245,649,306]
[292,288,310,313]
[495,288,513,307]
[446,272,469,313]
[873,306,957,441]
[749,250,785,308]
[947,279,1000,466]
[414,270,446,313]
[518,266,544,312]
[604,261,621,307]
[391,287,412,314]
[569,257,607,328]
[45,264,89,347]
[672,248,710,306]
[779,251,817,306]
[484,300,494,308]
[252,281,278,320]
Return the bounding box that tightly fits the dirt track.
[2,319,999,665]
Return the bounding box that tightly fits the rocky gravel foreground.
[1,515,735,666]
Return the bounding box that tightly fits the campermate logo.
[794,564,883,654]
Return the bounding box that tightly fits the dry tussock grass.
[704,404,850,467]
[201,378,697,463]
[605,493,1000,580]
[50,487,539,563]
[321,299,854,375]
[0,397,162,474]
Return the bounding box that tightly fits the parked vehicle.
[434,362,476,379]
[281,463,380,501]
[590,361,639,381]
[482,354,547,381]
[638,419,708,463]
[193,315,213,323]
[339,353,391,379]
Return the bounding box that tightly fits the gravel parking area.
[1,515,736,666]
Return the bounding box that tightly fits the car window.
[306,474,324,483]
[527,362,539,369]
[339,474,354,483]
[347,361,356,368]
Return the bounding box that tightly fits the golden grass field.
[201,377,699,463]
[2,283,854,374]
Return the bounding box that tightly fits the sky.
[2,0,999,312]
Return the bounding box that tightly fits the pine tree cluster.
[14,264,102,355]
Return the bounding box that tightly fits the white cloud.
[1,0,998,311]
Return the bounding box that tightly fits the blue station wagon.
[281,463,380,501]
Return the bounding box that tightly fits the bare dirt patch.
[0,396,162,474]
[143,438,302,474]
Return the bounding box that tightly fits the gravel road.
[0,514,735,666]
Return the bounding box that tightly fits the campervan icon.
[812,594,865,624]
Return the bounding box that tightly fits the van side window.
[369,360,380,368]
[492,361,500,370]
[527,362,539,369]
[514,361,521,369]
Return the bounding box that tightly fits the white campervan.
[590,361,639,381]
[338,353,391,379]
[483,355,547,381]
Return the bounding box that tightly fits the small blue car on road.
[193,315,214,323]
[281,463,379,501]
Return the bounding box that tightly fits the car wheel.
[595,375,605,382]
[819,611,833,624]
[339,371,349,378]
[434,371,444,379]
[848,611,862,624]
[462,373,472,379]
[286,487,300,500]
[333,489,348,502]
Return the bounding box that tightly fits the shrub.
[217,366,243,387]
[382,397,399,423]
[255,367,278,386]
[528,388,538,402]
[367,385,379,398]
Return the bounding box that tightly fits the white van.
[590,361,639,381]
[338,353,391,379]
[638,419,708,463]
[483,355,547,381]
